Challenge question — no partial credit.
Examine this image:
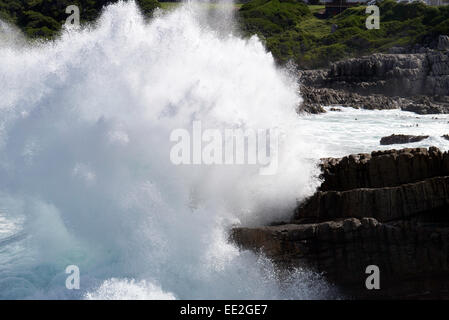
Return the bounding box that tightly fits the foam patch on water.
[85,278,176,300]
[300,107,449,158]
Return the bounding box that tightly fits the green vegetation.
[0,0,160,38]
[159,1,180,10]
[1,0,448,69]
[159,1,242,11]
[238,0,449,68]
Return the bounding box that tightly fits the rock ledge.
[232,147,449,299]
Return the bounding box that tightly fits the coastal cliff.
[299,36,449,115]
[232,147,449,298]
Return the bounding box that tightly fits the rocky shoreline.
[298,36,449,115]
[231,147,449,299]
[231,36,449,299]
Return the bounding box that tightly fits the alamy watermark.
[65,265,80,290]
[366,5,380,30]
[65,5,80,28]
[365,265,380,290]
[169,121,279,175]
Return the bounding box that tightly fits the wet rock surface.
[232,147,449,299]
[379,134,429,145]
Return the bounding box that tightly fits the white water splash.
[0,1,332,299]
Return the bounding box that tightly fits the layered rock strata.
[232,147,449,298]
[299,44,449,115]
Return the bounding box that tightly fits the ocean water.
[0,1,332,299]
[301,107,449,158]
[0,1,448,300]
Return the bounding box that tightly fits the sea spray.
[0,1,334,299]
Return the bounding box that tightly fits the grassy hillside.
[159,1,242,10]
[238,0,449,68]
[1,0,448,69]
[0,0,159,38]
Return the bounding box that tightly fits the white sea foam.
[0,1,331,299]
[84,278,176,300]
[2,0,446,300]
[300,107,449,158]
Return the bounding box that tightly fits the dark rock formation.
[443,135,449,141]
[232,217,449,299]
[401,99,449,115]
[299,86,402,112]
[318,147,449,191]
[438,35,449,52]
[299,47,449,115]
[325,51,449,97]
[295,176,449,223]
[232,147,449,298]
[380,134,429,145]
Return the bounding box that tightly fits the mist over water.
[0,1,335,299]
